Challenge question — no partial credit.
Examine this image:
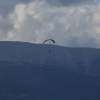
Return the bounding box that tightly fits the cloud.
[0,0,33,16]
[0,0,96,16]
[46,0,96,6]
[0,0,100,48]
[0,16,13,40]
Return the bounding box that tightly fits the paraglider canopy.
[43,39,55,53]
[43,39,55,44]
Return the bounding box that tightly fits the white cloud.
[0,0,100,47]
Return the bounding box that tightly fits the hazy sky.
[0,0,100,47]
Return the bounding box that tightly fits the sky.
[0,0,100,47]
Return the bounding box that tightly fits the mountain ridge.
[0,41,100,76]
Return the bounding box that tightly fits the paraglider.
[43,39,55,53]
[43,39,55,44]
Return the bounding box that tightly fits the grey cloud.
[0,0,33,16]
[46,0,96,6]
[66,35,96,48]
[0,0,96,16]
[60,0,95,5]
[0,16,13,40]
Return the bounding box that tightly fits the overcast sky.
[0,0,100,47]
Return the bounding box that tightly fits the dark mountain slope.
[0,41,100,76]
[0,62,100,100]
[0,41,100,99]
